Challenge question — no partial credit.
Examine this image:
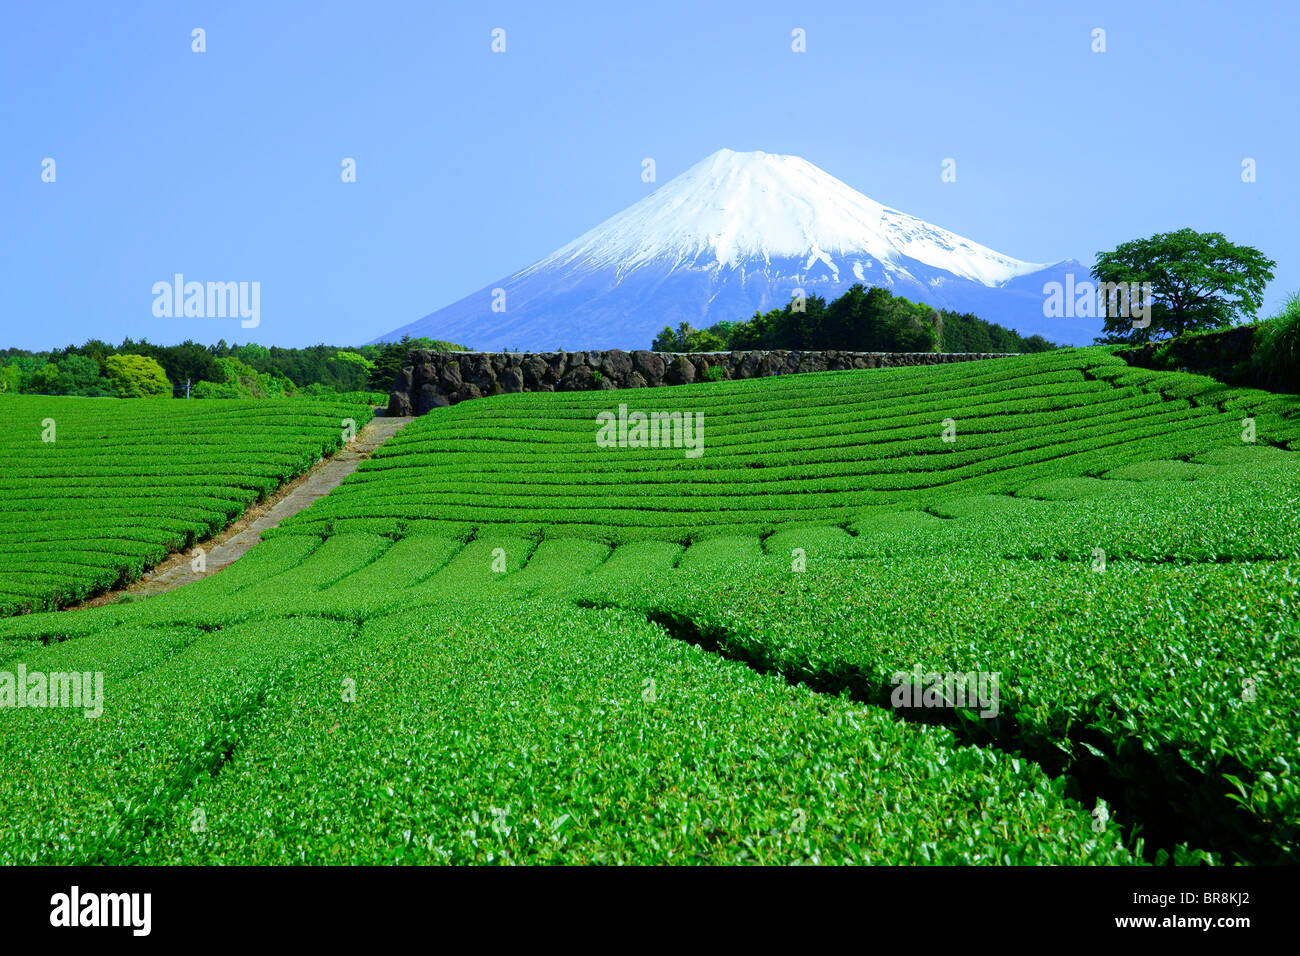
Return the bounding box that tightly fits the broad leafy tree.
[651,322,726,352]
[104,354,172,398]
[1092,229,1275,344]
[54,354,112,396]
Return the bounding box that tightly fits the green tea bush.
[4,348,1297,864]
[0,397,372,613]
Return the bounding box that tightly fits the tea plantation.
[1,347,1296,864]
[0,396,372,615]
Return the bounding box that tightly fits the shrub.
[190,379,246,399]
[1254,292,1300,392]
[192,356,295,399]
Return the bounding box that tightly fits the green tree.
[5,355,45,392]
[651,322,728,352]
[328,349,375,391]
[104,354,172,398]
[27,363,60,393]
[122,339,223,387]
[368,337,415,392]
[727,311,776,350]
[683,327,726,351]
[363,336,466,392]
[334,349,373,372]
[232,343,272,365]
[192,356,289,399]
[872,294,939,352]
[652,323,690,352]
[55,354,111,396]
[649,285,1034,354]
[707,320,738,344]
[1092,228,1275,344]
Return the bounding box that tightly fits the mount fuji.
[377,149,1094,350]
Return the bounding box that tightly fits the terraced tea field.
[0,396,372,614]
[280,346,1300,542]
[1,348,1296,864]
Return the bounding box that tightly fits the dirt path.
[73,415,413,609]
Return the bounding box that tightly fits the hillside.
[0,396,373,614]
[283,347,1300,542]
[1,350,1297,864]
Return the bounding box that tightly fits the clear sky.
[3,0,1296,350]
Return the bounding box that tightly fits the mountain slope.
[379,149,1093,349]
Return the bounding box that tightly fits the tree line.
[651,228,1283,355]
[0,336,466,399]
[3,227,1284,399]
[652,284,1055,354]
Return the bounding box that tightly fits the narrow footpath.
[72,415,413,608]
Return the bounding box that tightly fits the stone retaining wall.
[387,349,1017,416]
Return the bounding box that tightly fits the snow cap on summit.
[532,148,1049,285]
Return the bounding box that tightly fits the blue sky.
[3,0,1295,350]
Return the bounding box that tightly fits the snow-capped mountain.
[377,149,1094,349]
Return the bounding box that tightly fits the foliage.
[124,339,223,388]
[1092,228,1276,344]
[364,335,468,392]
[939,310,1053,353]
[104,354,171,398]
[653,284,1052,353]
[1254,292,1300,392]
[256,351,1297,862]
[0,336,466,400]
[0,354,114,397]
[192,356,294,400]
[0,396,373,614]
[3,351,1298,864]
[277,347,1299,543]
[299,383,388,405]
[0,570,1135,865]
[53,354,113,396]
[332,349,373,374]
[591,544,1299,864]
[652,323,728,352]
[27,363,61,393]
